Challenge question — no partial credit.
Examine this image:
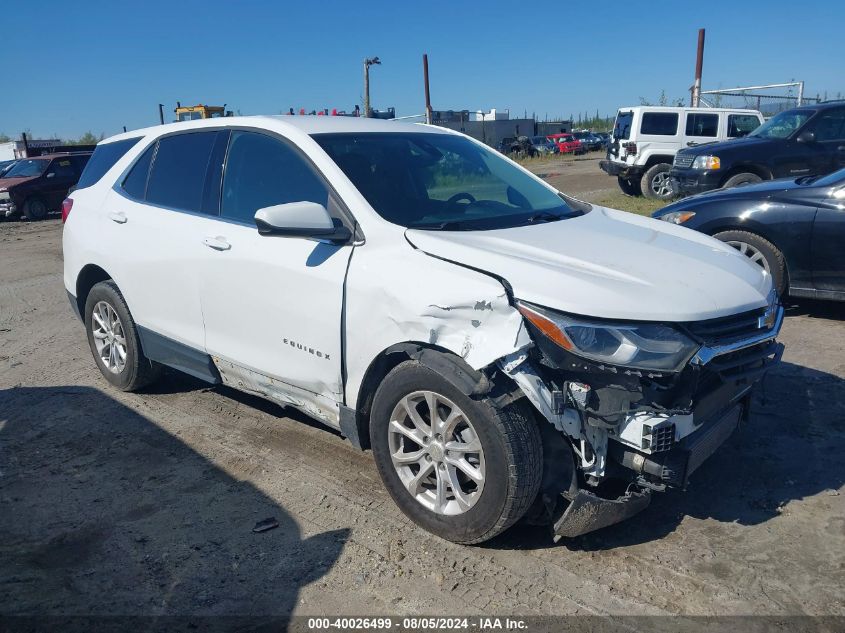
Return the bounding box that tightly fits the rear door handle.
[203,236,231,251]
[108,211,127,224]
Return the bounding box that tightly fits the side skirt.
[137,326,221,384]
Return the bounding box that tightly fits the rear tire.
[617,176,642,196]
[722,172,763,189]
[714,230,787,296]
[370,360,542,544]
[641,163,674,200]
[84,280,163,391]
[22,197,48,221]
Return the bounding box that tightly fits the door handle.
[203,236,231,251]
[108,211,127,224]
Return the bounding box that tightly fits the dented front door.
[198,130,353,422]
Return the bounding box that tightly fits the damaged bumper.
[500,300,784,538]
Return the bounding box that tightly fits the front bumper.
[669,167,722,196]
[0,201,17,218]
[599,159,644,179]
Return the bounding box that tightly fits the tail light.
[624,142,637,156]
[61,198,73,223]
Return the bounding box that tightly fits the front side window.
[76,137,140,190]
[221,131,329,225]
[808,108,845,142]
[145,132,217,213]
[4,159,48,178]
[47,159,76,180]
[749,109,814,140]
[314,132,581,230]
[727,114,761,138]
[685,113,718,137]
[640,113,679,136]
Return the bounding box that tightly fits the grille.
[685,307,768,345]
[707,340,783,383]
[643,423,676,452]
[673,154,694,168]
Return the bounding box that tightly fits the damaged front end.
[499,292,784,540]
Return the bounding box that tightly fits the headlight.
[517,302,700,372]
[658,210,696,224]
[692,155,720,170]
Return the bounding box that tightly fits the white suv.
[63,116,783,543]
[600,106,764,200]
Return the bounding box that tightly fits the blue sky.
[2,0,842,140]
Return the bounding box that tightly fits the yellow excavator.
[173,102,233,122]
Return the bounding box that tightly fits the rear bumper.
[600,160,644,179]
[669,167,722,195]
[67,291,82,321]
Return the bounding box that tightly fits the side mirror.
[797,130,816,143]
[254,201,352,243]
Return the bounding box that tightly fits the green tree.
[69,131,103,145]
[0,133,11,143]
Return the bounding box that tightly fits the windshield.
[749,109,814,140]
[3,159,48,178]
[314,132,582,230]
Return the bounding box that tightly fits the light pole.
[363,56,381,118]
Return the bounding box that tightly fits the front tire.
[370,360,542,544]
[22,197,48,221]
[84,281,162,391]
[641,163,674,200]
[714,230,787,296]
[722,172,763,189]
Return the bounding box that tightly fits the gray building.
[432,109,534,147]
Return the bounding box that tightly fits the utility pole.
[158,103,165,125]
[691,28,705,107]
[363,57,381,118]
[423,54,433,124]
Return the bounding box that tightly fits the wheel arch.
[707,224,791,291]
[350,342,521,451]
[75,264,113,317]
[718,163,772,186]
[643,154,674,168]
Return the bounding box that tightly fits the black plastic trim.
[137,326,221,384]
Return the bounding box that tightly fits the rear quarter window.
[640,113,679,136]
[75,138,141,190]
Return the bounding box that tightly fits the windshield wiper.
[524,211,568,224]
[411,219,479,231]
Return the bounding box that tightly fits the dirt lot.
[1,169,844,627]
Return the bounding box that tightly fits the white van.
[63,116,782,543]
[600,106,764,199]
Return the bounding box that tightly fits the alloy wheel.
[388,391,485,515]
[651,171,673,198]
[91,301,128,374]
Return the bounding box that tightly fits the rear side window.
[728,114,760,138]
[613,111,634,140]
[685,113,718,137]
[122,144,155,200]
[640,113,678,136]
[220,131,329,225]
[76,138,140,190]
[145,132,218,213]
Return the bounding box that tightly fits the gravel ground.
[1,183,844,626]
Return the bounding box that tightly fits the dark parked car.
[530,136,559,155]
[670,102,845,197]
[496,136,536,157]
[572,131,603,151]
[0,153,91,220]
[654,168,845,301]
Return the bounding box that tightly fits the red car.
[547,133,585,155]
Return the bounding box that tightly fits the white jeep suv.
[63,116,783,543]
[600,106,764,200]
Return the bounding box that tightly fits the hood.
[0,175,38,190]
[678,135,771,158]
[660,176,800,209]
[405,207,771,322]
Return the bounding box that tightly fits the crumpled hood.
[406,207,772,322]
